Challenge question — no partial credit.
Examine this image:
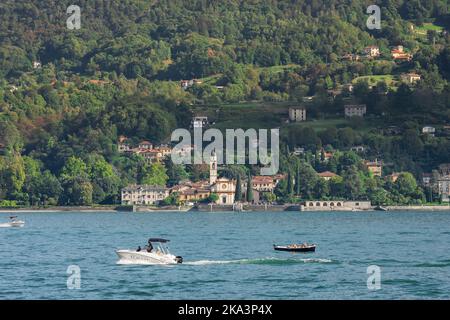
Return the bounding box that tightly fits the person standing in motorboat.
[144,240,153,253]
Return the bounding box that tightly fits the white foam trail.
[184,260,237,265]
[184,258,333,265]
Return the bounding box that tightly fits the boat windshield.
[154,243,170,255]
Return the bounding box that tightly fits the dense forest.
[0,0,449,206]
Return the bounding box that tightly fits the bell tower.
[209,151,217,185]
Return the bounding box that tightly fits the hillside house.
[318,171,338,181]
[401,73,421,84]
[391,46,412,61]
[422,126,436,137]
[351,146,366,153]
[292,147,305,156]
[191,116,209,129]
[289,107,307,122]
[138,141,153,150]
[289,107,306,122]
[422,173,432,186]
[345,104,367,117]
[437,175,450,202]
[118,136,131,153]
[364,46,380,58]
[387,172,401,183]
[364,159,383,177]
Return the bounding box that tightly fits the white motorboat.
[116,238,183,265]
[0,216,25,228]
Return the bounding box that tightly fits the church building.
[208,153,236,205]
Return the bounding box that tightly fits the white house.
[191,116,209,129]
[289,107,307,122]
[401,73,421,84]
[345,105,367,117]
[121,185,169,205]
[422,126,436,137]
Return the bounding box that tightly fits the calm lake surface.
[1,211,450,300]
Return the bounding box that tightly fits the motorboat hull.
[0,221,25,228]
[274,245,316,253]
[116,250,182,265]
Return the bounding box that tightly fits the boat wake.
[184,257,334,266]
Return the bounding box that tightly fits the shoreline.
[0,204,449,213]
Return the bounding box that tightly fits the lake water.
[1,211,450,300]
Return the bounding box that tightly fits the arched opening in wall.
[337,202,342,207]
[309,202,314,207]
[330,202,335,206]
[323,202,328,206]
[316,202,321,207]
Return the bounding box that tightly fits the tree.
[394,172,418,196]
[343,166,365,200]
[0,153,26,198]
[161,192,180,206]
[206,193,219,203]
[287,170,294,195]
[140,163,169,186]
[298,163,318,199]
[235,175,242,202]
[87,156,120,204]
[60,156,89,181]
[71,178,93,205]
[295,166,301,195]
[314,179,330,199]
[164,158,189,186]
[246,173,253,203]
[369,188,391,206]
[261,192,276,203]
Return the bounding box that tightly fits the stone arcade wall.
[300,201,372,211]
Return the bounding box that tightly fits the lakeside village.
[118,112,450,212]
[117,44,450,212]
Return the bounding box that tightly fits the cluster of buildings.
[122,153,236,206]
[342,45,413,62]
[117,136,176,163]
[120,149,450,206]
[391,45,413,62]
[288,104,368,123]
[180,79,203,90]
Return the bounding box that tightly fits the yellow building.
[364,160,383,177]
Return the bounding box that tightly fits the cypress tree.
[235,174,242,202]
[287,170,294,195]
[246,173,253,202]
[295,166,301,195]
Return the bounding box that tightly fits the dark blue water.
[1,211,450,299]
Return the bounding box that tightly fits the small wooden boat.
[273,244,316,253]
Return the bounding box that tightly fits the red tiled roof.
[318,171,338,178]
[252,176,275,184]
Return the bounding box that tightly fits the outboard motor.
[175,256,183,264]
